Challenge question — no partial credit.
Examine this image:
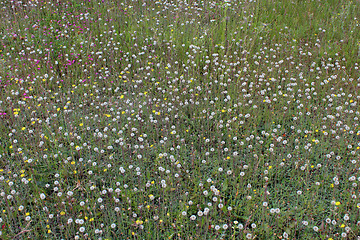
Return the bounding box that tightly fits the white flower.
[190,215,196,220]
[79,227,85,232]
[40,193,46,199]
[111,223,116,228]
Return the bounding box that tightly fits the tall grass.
[0,0,359,239]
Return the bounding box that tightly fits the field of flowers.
[0,0,359,239]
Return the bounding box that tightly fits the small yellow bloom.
[335,201,340,206]
[60,211,65,215]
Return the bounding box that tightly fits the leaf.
[223,178,228,192]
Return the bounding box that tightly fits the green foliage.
[0,0,359,239]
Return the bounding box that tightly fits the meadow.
[0,0,360,239]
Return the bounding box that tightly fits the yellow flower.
[60,211,65,215]
[136,219,143,225]
[335,201,340,206]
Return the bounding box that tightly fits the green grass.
[0,0,360,239]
